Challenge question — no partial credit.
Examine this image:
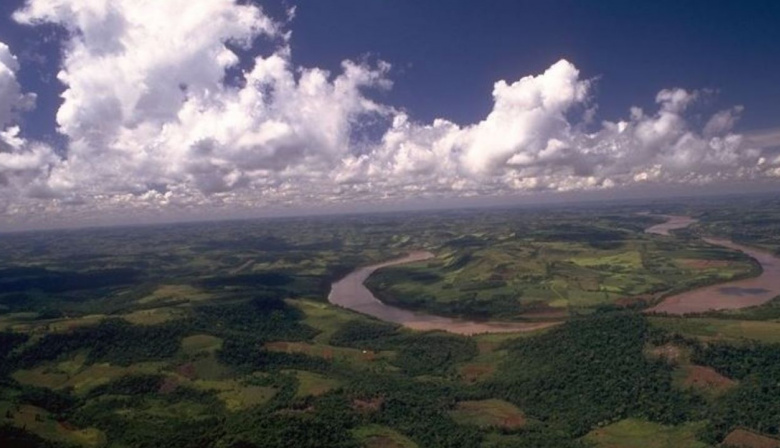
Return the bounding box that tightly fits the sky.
[0,0,779,230]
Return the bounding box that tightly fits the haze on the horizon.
[0,0,779,231]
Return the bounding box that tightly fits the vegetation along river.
[328,252,555,335]
[646,215,780,314]
[329,215,780,333]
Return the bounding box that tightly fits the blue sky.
[5,0,780,137]
[284,0,780,129]
[0,0,779,229]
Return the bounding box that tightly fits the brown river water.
[328,251,555,335]
[646,216,780,314]
[328,215,780,333]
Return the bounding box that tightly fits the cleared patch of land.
[352,425,418,448]
[649,317,780,343]
[584,418,708,448]
[0,313,106,333]
[680,365,736,396]
[457,346,508,384]
[352,396,384,414]
[289,370,340,398]
[265,340,392,367]
[181,334,223,354]
[645,341,737,397]
[0,401,105,447]
[138,284,212,305]
[449,399,525,429]
[723,429,780,448]
[12,355,167,394]
[122,307,185,325]
[190,379,276,411]
[458,363,496,384]
[291,298,363,343]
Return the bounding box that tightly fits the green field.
[650,317,780,343]
[352,425,418,448]
[366,212,756,319]
[584,419,708,448]
[290,370,341,398]
[449,399,525,429]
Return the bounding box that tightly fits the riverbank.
[646,216,780,314]
[328,251,557,335]
[328,214,780,331]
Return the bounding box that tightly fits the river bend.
[646,216,780,314]
[328,216,780,333]
[328,251,555,335]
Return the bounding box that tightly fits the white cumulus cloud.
[0,0,777,226]
[0,41,57,205]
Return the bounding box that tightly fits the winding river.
[328,252,556,335]
[646,215,780,314]
[328,215,780,334]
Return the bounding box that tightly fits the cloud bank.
[1,0,778,225]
